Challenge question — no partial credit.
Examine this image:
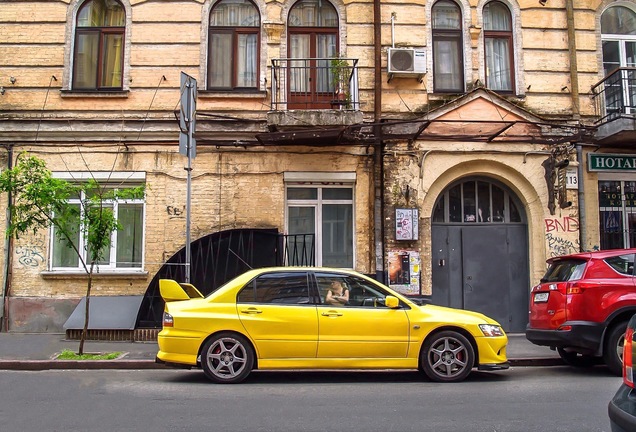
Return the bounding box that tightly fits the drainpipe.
[566,0,584,250]
[565,0,580,119]
[1,145,13,332]
[577,144,587,251]
[373,0,385,281]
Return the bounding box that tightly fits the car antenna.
[228,248,253,269]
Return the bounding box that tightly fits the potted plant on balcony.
[330,56,352,110]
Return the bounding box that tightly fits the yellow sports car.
[156,267,509,383]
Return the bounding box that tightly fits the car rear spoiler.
[159,279,204,302]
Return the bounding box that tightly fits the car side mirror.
[385,295,400,309]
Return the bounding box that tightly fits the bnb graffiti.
[545,216,579,233]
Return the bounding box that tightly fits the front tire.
[604,322,627,376]
[421,331,475,383]
[201,333,254,384]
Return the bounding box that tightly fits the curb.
[0,358,563,371]
[0,359,169,370]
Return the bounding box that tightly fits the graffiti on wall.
[545,233,579,257]
[544,216,579,233]
[167,205,185,218]
[545,216,579,257]
[16,245,45,267]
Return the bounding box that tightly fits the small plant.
[57,349,122,360]
[330,56,352,109]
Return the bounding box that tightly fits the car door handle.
[321,312,343,317]
[240,308,263,314]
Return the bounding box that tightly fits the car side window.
[606,254,636,276]
[237,272,311,304]
[346,276,394,308]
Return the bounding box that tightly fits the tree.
[0,153,144,354]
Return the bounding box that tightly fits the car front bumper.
[525,321,605,355]
[609,383,636,432]
[475,334,508,367]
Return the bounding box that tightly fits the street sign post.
[179,72,197,283]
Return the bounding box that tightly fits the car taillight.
[163,312,174,327]
[624,327,634,388]
[566,282,583,295]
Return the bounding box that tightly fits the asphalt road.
[0,365,619,432]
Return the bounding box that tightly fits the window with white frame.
[49,180,144,271]
[286,182,354,268]
[601,6,636,116]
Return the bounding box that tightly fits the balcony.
[268,57,363,130]
[592,67,636,146]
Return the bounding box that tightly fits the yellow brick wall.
[6,146,373,298]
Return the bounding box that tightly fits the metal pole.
[185,81,193,284]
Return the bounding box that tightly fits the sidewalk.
[0,332,562,370]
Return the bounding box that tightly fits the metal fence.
[270,57,360,110]
[592,67,636,123]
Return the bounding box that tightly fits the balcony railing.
[270,57,360,111]
[592,67,636,123]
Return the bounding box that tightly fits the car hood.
[417,303,502,327]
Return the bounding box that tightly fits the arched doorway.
[431,177,529,332]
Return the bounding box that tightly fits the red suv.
[526,249,636,375]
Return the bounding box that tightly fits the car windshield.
[541,259,586,282]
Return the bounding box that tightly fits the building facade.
[0,0,634,333]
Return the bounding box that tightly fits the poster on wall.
[395,208,418,241]
[388,250,421,295]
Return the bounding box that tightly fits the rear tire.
[604,322,628,376]
[556,347,597,367]
[201,332,254,384]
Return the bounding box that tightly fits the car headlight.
[479,324,504,337]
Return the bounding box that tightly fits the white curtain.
[237,34,257,87]
[290,34,310,93]
[209,33,232,88]
[485,38,511,91]
[317,34,337,92]
[434,39,461,91]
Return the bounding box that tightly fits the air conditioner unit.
[387,48,427,75]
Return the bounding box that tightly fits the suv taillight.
[624,327,634,388]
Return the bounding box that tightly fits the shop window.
[432,0,464,92]
[599,180,636,249]
[50,182,145,270]
[286,184,353,268]
[72,0,125,90]
[208,0,260,90]
[483,1,514,92]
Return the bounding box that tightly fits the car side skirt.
[257,358,418,369]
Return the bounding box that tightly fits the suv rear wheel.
[604,322,627,376]
[556,347,597,367]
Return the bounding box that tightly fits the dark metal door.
[431,224,529,332]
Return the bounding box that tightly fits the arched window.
[432,0,463,92]
[73,0,125,90]
[601,6,636,74]
[288,0,339,108]
[601,6,636,116]
[208,0,260,90]
[433,179,523,224]
[483,1,513,92]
